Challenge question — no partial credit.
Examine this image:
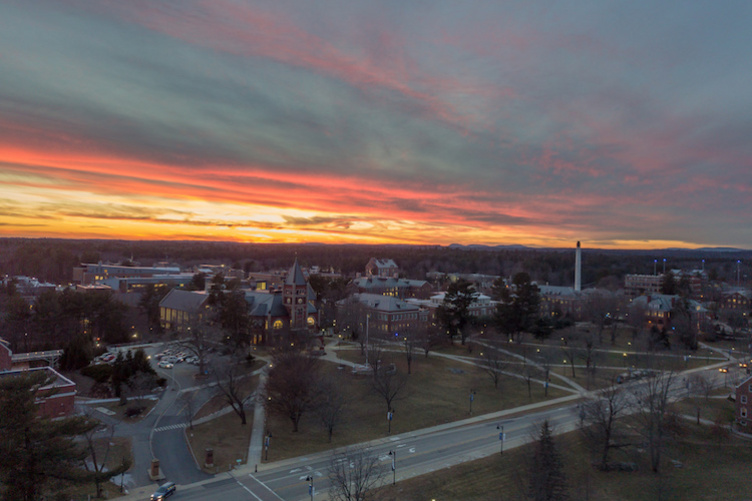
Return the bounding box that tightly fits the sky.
[1,0,751,249]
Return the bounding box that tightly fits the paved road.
[115,341,745,500]
[78,343,227,489]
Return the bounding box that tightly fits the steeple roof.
[285,258,307,286]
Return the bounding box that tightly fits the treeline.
[0,238,749,287]
[0,284,134,353]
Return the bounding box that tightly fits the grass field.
[375,416,752,501]
[186,411,253,474]
[263,349,570,462]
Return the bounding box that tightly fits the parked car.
[158,361,173,369]
[150,481,176,500]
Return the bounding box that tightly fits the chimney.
[574,241,582,292]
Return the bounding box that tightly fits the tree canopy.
[493,272,540,342]
[0,371,103,501]
[437,279,478,345]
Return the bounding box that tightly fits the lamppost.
[366,313,370,367]
[388,450,396,485]
[264,432,272,461]
[469,389,476,414]
[497,424,505,455]
[306,475,314,500]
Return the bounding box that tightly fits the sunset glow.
[1,1,751,249]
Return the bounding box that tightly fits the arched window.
[307,316,315,327]
[273,320,284,330]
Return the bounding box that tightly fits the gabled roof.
[244,291,289,318]
[159,289,209,312]
[371,258,397,269]
[285,258,307,286]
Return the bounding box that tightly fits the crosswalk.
[153,423,188,433]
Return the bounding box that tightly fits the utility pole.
[389,450,396,485]
[497,424,505,454]
[306,475,314,500]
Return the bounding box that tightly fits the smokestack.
[574,241,582,292]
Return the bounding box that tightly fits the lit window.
[742,407,748,418]
[273,320,283,330]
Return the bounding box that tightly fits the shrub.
[125,406,145,418]
[81,363,113,384]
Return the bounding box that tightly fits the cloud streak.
[0,0,750,248]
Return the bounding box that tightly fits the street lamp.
[469,389,476,414]
[497,424,505,455]
[366,313,370,367]
[388,450,396,485]
[264,432,272,461]
[306,475,314,500]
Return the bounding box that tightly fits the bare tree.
[538,351,556,397]
[417,323,443,359]
[173,319,221,376]
[560,328,578,378]
[316,374,348,442]
[214,357,256,425]
[81,419,131,498]
[579,380,631,470]
[687,373,713,424]
[179,391,197,430]
[264,350,321,432]
[632,371,675,473]
[520,360,539,399]
[328,446,385,501]
[627,302,647,344]
[366,339,386,378]
[371,365,407,414]
[402,329,417,374]
[688,372,713,401]
[482,347,508,389]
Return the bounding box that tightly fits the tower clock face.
[297,298,303,304]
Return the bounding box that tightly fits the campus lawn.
[263,350,570,462]
[186,411,253,474]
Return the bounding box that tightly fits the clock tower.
[284,258,309,331]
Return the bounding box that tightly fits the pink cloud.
[106,1,511,131]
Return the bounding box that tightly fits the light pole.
[497,424,505,455]
[366,313,370,367]
[306,475,314,500]
[469,389,476,414]
[264,432,272,461]
[388,450,396,485]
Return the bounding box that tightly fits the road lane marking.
[247,473,286,500]
[153,423,188,432]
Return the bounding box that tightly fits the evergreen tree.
[495,272,540,343]
[0,371,100,501]
[528,420,569,501]
[437,279,477,345]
